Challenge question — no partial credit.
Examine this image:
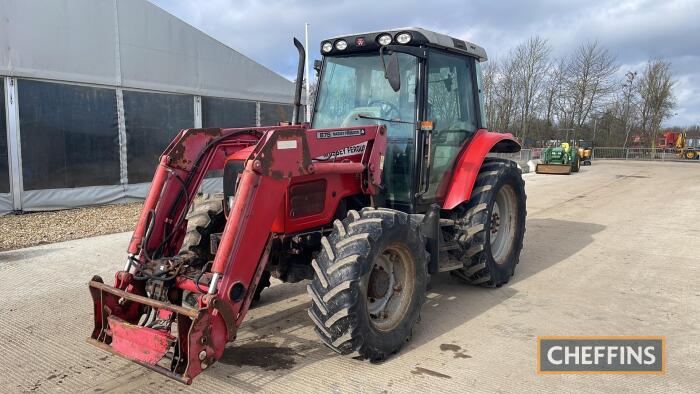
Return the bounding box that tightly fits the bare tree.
[479,36,682,148]
[513,36,551,143]
[565,41,618,128]
[621,71,637,149]
[493,54,520,133]
[481,60,499,129]
[543,58,565,128]
[637,59,676,148]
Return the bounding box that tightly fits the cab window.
[424,51,478,200]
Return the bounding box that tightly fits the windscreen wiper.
[357,114,415,125]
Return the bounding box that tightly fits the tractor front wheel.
[307,208,428,361]
[572,154,581,172]
[453,158,526,287]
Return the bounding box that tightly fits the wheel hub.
[366,245,415,331]
[489,184,518,265]
[368,266,390,299]
[367,256,395,317]
[490,210,501,235]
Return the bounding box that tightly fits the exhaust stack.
[292,38,305,125]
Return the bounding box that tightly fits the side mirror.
[384,51,401,92]
[313,59,322,73]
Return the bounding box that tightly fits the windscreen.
[312,53,418,203]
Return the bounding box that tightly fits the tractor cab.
[312,28,488,212]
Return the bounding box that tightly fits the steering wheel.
[368,99,400,119]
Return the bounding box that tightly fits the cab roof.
[321,27,487,62]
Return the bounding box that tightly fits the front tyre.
[307,208,428,361]
[572,154,581,172]
[453,158,526,287]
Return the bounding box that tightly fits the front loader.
[88,28,527,384]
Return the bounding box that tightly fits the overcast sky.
[150,0,700,126]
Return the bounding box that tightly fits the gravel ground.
[0,202,142,251]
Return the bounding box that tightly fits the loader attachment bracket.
[87,277,223,384]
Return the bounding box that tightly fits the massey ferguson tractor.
[87,28,526,384]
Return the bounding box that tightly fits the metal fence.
[592,147,699,162]
[490,147,699,164]
[489,149,534,162]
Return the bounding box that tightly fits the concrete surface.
[1,161,699,393]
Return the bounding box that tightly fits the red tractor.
[88,28,526,384]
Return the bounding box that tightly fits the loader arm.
[88,124,387,384]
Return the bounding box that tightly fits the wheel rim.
[366,244,415,331]
[489,184,518,265]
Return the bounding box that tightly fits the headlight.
[335,40,347,51]
[377,33,392,46]
[321,42,333,53]
[395,32,412,44]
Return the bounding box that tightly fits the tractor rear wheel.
[180,193,271,302]
[307,207,428,361]
[452,158,526,287]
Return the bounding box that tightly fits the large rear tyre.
[307,207,428,361]
[452,158,526,287]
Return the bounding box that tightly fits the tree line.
[481,36,682,148]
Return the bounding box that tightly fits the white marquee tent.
[0,0,296,215]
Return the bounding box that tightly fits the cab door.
[421,51,479,202]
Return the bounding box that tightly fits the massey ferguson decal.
[315,142,367,160]
[316,129,366,139]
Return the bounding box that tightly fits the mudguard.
[442,129,520,210]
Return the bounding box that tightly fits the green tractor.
[536,140,581,175]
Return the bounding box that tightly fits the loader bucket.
[535,163,572,175]
[87,276,225,384]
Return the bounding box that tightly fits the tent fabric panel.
[18,80,121,191]
[21,185,125,211]
[260,102,294,126]
[123,90,193,184]
[201,97,257,128]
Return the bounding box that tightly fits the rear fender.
[442,129,520,210]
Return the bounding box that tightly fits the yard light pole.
[591,111,604,146]
[593,117,597,144]
[304,22,311,123]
